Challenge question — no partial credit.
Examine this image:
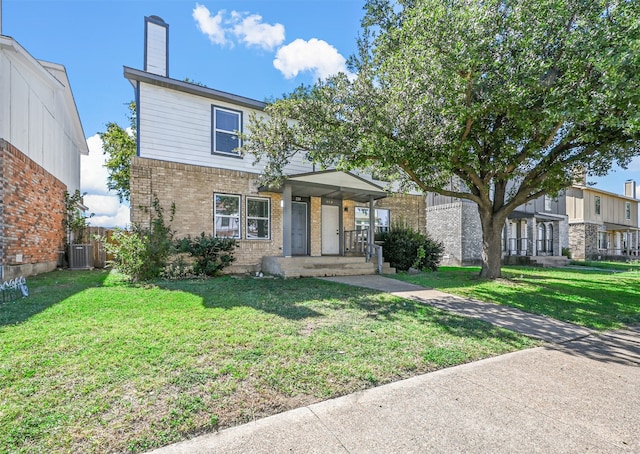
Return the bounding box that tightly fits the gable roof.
[123,66,267,111]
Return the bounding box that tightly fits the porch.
[261,170,393,278]
[502,211,566,258]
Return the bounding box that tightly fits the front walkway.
[149,275,639,454]
[320,275,593,343]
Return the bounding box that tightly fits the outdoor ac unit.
[68,244,93,270]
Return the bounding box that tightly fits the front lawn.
[395,266,640,330]
[0,270,536,453]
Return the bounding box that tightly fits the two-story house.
[125,16,425,277]
[426,187,569,267]
[0,34,88,280]
[566,180,639,260]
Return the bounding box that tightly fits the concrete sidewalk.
[150,275,640,454]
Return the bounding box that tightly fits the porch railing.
[344,229,383,273]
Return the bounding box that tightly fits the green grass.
[569,260,640,272]
[394,266,640,330]
[0,270,537,453]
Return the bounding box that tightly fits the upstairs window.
[212,106,242,155]
[214,194,241,238]
[544,195,552,212]
[595,196,601,215]
[626,202,631,220]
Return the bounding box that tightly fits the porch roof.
[508,210,566,222]
[261,170,388,203]
[603,222,640,232]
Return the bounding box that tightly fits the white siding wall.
[0,46,82,191]
[145,22,167,77]
[139,83,313,175]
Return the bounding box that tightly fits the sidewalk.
[150,276,640,453]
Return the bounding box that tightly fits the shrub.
[175,233,238,276]
[105,196,175,282]
[379,224,443,272]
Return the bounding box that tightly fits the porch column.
[527,217,537,256]
[552,220,561,256]
[368,196,375,246]
[282,184,292,257]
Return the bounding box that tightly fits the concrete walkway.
[321,275,594,343]
[150,275,640,454]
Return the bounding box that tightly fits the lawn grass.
[569,259,640,272]
[0,270,537,453]
[394,266,640,330]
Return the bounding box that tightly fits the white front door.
[321,204,340,255]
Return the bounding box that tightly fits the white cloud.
[273,38,350,80]
[193,3,228,46]
[81,134,130,228]
[232,13,285,51]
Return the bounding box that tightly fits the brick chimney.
[144,16,168,77]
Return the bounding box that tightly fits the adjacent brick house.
[0,35,88,279]
[126,16,425,276]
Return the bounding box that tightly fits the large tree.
[242,0,640,279]
[98,101,137,203]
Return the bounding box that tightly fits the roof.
[261,170,388,203]
[123,66,267,111]
[572,184,638,203]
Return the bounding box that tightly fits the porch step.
[529,256,570,268]
[262,256,395,278]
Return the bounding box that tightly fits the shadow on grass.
[0,269,110,328]
[397,267,640,331]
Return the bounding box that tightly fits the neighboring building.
[0,34,88,279]
[125,16,425,276]
[426,188,569,267]
[566,180,639,260]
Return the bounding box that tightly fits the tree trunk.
[478,208,506,279]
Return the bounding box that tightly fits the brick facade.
[569,222,599,260]
[426,201,483,266]
[0,139,67,279]
[131,157,426,273]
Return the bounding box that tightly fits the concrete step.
[263,256,394,278]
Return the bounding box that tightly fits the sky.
[2,0,639,227]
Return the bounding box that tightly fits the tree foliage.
[99,101,137,203]
[242,0,640,278]
[63,189,93,245]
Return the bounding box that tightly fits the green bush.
[175,233,238,276]
[105,196,175,282]
[379,224,443,272]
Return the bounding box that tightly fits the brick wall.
[569,222,599,260]
[131,157,283,273]
[0,139,66,279]
[426,202,463,265]
[375,193,426,234]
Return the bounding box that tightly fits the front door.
[291,202,308,255]
[321,204,340,255]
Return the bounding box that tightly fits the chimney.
[144,16,168,77]
[625,180,637,199]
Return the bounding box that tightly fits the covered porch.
[595,223,640,258]
[503,211,566,258]
[260,170,393,277]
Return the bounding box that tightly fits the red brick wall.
[0,139,67,276]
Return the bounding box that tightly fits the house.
[0,34,88,280]
[426,188,569,267]
[566,180,639,260]
[125,16,425,277]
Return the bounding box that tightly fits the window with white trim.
[214,194,241,238]
[626,202,631,220]
[595,196,601,215]
[246,197,270,240]
[544,195,552,211]
[212,106,242,155]
[354,207,391,232]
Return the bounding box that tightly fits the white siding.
[0,42,84,191]
[139,83,314,176]
[146,22,167,77]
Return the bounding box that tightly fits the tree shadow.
[0,269,110,328]
[548,326,640,367]
[157,277,325,320]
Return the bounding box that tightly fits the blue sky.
[3,0,638,227]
